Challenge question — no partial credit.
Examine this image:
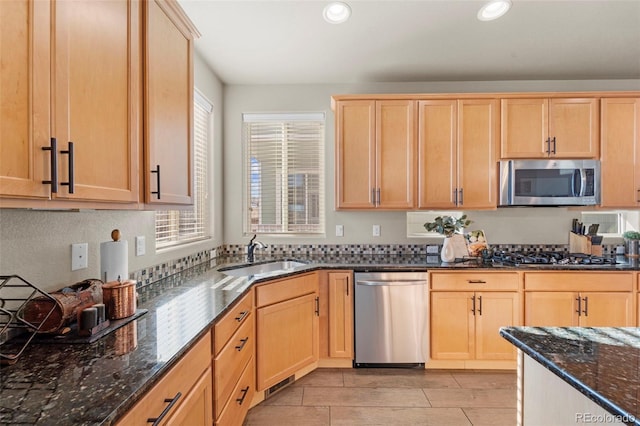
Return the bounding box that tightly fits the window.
[155,91,212,248]
[581,211,639,235]
[243,113,325,235]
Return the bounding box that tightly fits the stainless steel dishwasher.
[354,272,429,367]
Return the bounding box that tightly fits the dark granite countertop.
[500,326,640,425]
[1,254,638,425]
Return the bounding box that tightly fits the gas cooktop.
[491,250,618,267]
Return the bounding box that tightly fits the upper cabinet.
[143,0,199,206]
[1,0,141,205]
[0,0,50,199]
[600,98,640,208]
[417,99,498,209]
[501,98,599,159]
[334,99,416,210]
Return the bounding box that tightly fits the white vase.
[441,236,456,263]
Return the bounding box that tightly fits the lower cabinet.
[326,271,354,360]
[525,291,634,326]
[431,291,520,361]
[429,271,520,367]
[255,272,319,391]
[212,289,254,426]
[524,272,635,327]
[115,332,213,426]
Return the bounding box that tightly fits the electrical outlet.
[71,243,88,271]
[135,236,146,256]
[335,225,344,237]
[373,225,381,237]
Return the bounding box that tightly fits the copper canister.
[102,279,137,319]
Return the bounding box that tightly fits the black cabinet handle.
[459,188,464,205]
[151,164,161,199]
[236,386,250,405]
[235,310,249,323]
[576,296,582,316]
[471,295,476,315]
[467,280,486,284]
[545,137,551,155]
[60,142,74,193]
[453,189,458,206]
[147,392,182,425]
[478,295,482,316]
[551,137,557,154]
[235,337,249,352]
[583,296,588,316]
[315,296,319,316]
[376,188,380,206]
[42,137,58,193]
[346,276,349,296]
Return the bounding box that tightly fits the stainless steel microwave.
[499,159,600,206]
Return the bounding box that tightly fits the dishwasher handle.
[356,280,427,286]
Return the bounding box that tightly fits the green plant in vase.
[424,215,472,262]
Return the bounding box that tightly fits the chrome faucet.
[247,234,267,262]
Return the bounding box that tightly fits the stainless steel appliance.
[354,272,428,367]
[491,250,618,266]
[499,159,600,206]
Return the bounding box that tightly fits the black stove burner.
[491,250,617,267]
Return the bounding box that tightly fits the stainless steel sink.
[219,260,306,277]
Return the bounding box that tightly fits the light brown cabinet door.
[53,0,140,202]
[579,292,634,327]
[327,272,353,359]
[600,98,640,208]
[524,292,577,326]
[549,98,599,158]
[375,100,416,209]
[501,98,548,158]
[144,0,194,205]
[335,100,376,209]
[256,292,319,391]
[166,367,213,426]
[335,99,415,209]
[0,0,51,199]
[457,99,498,209]
[501,98,598,158]
[475,292,519,361]
[431,292,475,360]
[417,100,457,208]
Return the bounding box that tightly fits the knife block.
[569,232,602,255]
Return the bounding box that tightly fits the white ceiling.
[178,0,640,86]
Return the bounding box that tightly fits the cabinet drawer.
[116,332,211,425]
[256,272,317,307]
[215,355,255,426]
[430,272,519,291]
[524,272,633,292]
[214,312,254,419]
[214,289,253,355]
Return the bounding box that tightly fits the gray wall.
[0,51,224,292]
[223,79,640,247]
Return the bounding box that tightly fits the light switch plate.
[71,243,88,271]
[335,225,344,237]
[135,236,146,256]
[373,225,381,237]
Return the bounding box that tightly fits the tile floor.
[244,368,517,425]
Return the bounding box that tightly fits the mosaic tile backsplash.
[129,242,622,289]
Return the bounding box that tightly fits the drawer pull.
[576,296,582,316]
[60,141,74,194]
[147,392,182,425]
[236,386,250,405]
[235,337,249,351]
[235,310,249,323]
[467,280,486,284]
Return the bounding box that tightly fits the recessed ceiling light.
[323,2,351,24]
[477,0,512,21]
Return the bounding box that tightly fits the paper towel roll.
[100,240,128,282]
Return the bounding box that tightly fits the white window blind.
[155,91,211,248]
[243,112,325,235]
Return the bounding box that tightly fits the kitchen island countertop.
[500,326,640,425]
